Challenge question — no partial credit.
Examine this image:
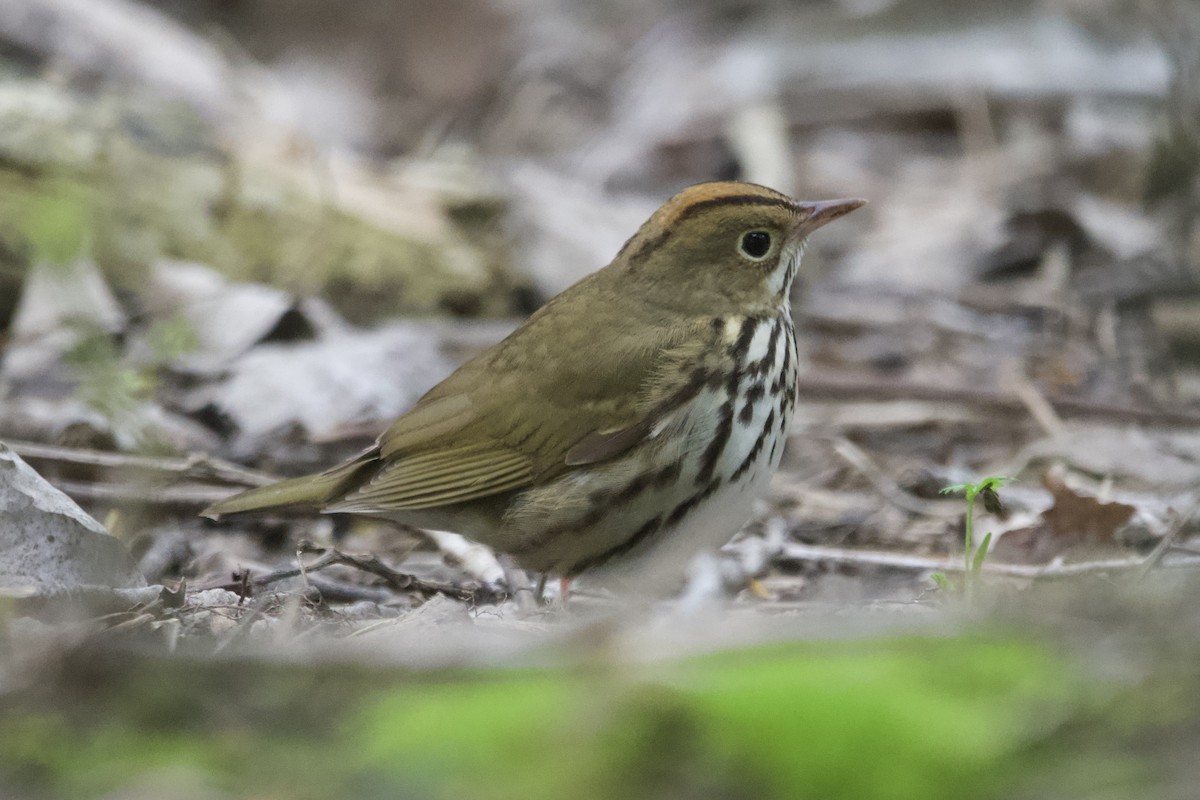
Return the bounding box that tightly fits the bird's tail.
[201,452,377,520]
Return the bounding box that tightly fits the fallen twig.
[50,479,238,507]
[207,544,498,604]
[797,373,1200,427]
[779,541,1200,579]
[1138,491,1200,574]
[5,439,278,486]
[1002,364,1066,438]
[826,436,960,517]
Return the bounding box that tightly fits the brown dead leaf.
[992,470,1138,564]
[1040,469,1136,543]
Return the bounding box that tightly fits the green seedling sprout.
[933,476,1013,599]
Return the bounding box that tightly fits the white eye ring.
[738,230,773,260]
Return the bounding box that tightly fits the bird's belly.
[501,362,794,581]
[603,378,792,586]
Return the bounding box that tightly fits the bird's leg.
[532,574,570,606]
[497,554,536,615]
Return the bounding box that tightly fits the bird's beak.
[794,198,867,236]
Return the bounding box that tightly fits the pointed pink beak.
[795,198,867,235]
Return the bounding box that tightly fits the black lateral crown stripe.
[625,193,798,265]
[671,194,798,226]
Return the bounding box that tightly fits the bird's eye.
[739,230,772,260]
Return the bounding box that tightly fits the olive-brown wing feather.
[327,445,532,511]
[333,277,709,512]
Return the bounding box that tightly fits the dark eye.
[739,230,772,259]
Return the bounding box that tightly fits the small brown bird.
[202,182,864,587]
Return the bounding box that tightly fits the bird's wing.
[329,442,532,511]
[330,294,713,512]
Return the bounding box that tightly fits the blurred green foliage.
[14,182,93,267]
[357,635,1077,800]
[66,332,152,426]
[144,313,200,365]
[0,82,521,321]
[64,315,198,448]
[0,176,93,268]
[0,632,1161,800]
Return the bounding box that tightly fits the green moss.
[352,635,1084,800]
[0,631,1185,800]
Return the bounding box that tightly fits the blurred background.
[2,1,1200,798]
[2,0,1196,444]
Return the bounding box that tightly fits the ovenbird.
[202,182,864,586]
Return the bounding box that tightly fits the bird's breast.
[498,311,799,580]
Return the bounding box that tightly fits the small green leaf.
[66,329,155,427]
[971,533,993,576]
[146,314,199,364]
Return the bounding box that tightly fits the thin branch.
[1002,363,1066,438]
[5,439,278,486]
[51,479,237,507]
[1139,491,1200,573]
[206,545,498,603]
[796,373,1200,427]
[826,436,960,517]
[779,541,1200,579]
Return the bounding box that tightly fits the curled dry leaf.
[991,472,1138,565]
[1039,469,1136,543]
